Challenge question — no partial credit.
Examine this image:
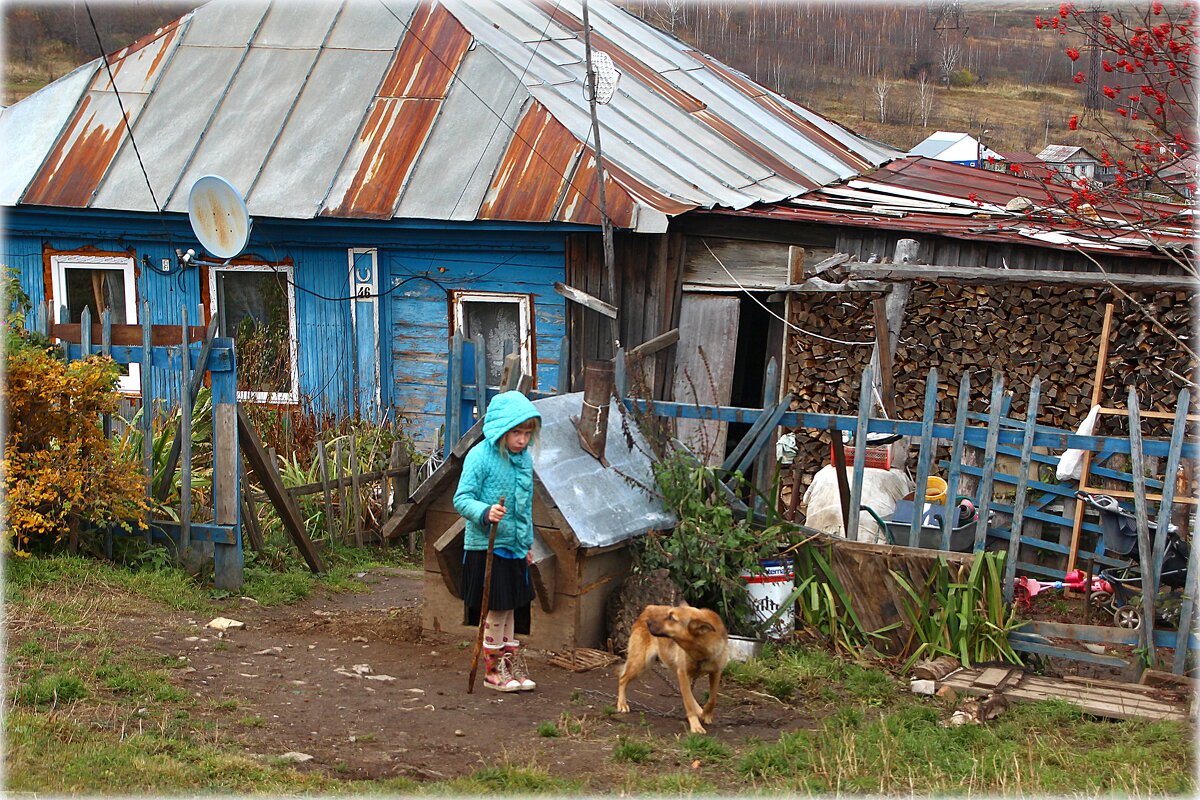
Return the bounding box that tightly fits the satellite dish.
[188,175,252,260]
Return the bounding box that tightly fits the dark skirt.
[461,550,534,635]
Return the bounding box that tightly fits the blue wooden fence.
[44,302,243,590]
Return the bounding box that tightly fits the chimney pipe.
[574,359,613,466]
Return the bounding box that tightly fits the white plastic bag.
[802,464,913,544]
[1056,404,1101,482]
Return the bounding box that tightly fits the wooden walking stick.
[467,495,505,693]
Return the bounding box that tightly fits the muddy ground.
[132,568,814,786]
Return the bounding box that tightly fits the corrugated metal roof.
[705,157,1194,258]
[1,0,900,228]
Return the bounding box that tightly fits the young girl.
[453,390,541,692]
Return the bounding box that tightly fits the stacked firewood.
[783,282,1196,481]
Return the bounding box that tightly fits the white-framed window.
[49,253,140,393]
[208,262,298,403]
[451,291,533,385]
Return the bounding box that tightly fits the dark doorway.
[724,293,779,462]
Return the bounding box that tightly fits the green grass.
[5,710,342,795]
[443,764,582,794]
[612,735,654,764]
[734,698,1193,795]
[536,721,560,738]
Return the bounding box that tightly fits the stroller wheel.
[1114,606,1141,629]
[1090,590,1113,609]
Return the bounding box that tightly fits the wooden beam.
[51,321,208,346]
[628,328,679,359]
[554,281,617,318]
[236,407,324,573]
[847,263,1197,289]
[772,277,890,292]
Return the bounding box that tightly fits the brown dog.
[615,604,729,734]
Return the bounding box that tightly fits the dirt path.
[134,568,810,786]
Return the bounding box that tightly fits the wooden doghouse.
[392,392,675,652]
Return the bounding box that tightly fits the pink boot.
[504,642,536,691]
[483,645,520,692]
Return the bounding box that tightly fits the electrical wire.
[701,240,876,347]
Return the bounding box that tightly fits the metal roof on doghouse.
[0,0,899,228]
[530,392,675,548]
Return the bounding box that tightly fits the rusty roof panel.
[395,46,526,221]
[24,93,134,208]
[324,97,443,218]
[252,47,396,218]
[99,19,183,93]
[479,102,582,222]
[557,150,634,226]
[0,62,98,206]
[379,2,471,99]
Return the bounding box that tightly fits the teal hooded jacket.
[453,391,542,554]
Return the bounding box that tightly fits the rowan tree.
[1035,3,1196,218]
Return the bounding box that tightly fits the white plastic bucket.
[740,558,794,637]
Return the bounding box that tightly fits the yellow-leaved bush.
[4,276,147,555]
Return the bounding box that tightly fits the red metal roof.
[704,157,1194,259]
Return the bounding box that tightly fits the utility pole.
[582,0,618,352]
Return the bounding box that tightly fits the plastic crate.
[830,443,892,470]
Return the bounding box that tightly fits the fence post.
[179,307,200,573]
[444,332,464,460]
[1127,387,1156,670]
[973,372,1005,552]
[473,334,487,424]
[1151,389,1190,587]
[1003,377,1041,603]
[319,440,335,541]
[141,301,153,544]
[941,373,971,551]
[846,366,873,542]
[909,368,938,548]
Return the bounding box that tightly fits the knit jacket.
[453,391,542,554]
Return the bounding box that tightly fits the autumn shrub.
[3,270,146,555]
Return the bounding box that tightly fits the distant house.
[908,131,1000,167]
[984,150,1055,180]
[1036,144,1111,184]
[1159,154,1198,199]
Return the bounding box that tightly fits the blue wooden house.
[0,0,895,447]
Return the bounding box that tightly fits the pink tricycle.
[1013,570,1114,610]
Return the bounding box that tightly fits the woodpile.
[783,282,1196,484]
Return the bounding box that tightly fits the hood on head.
[482,391,541,445]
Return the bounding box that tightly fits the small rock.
[454,730,465,737]
[936,685,957,701]
[1083,643,1106,654]
[353,572,368,579]
[205,617,245,631]
[254,647,283,656]
[691,759,701,769]
[279,751,313,763]
[238,673,260,678]
[184,636,200,642]
[352,636,368,643]
[351,664,372,675]
[910,679,936,695]
[404,688,426,694]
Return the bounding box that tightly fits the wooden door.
[672,293,740,465]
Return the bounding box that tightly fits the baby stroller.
[1076,491,1189,629]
